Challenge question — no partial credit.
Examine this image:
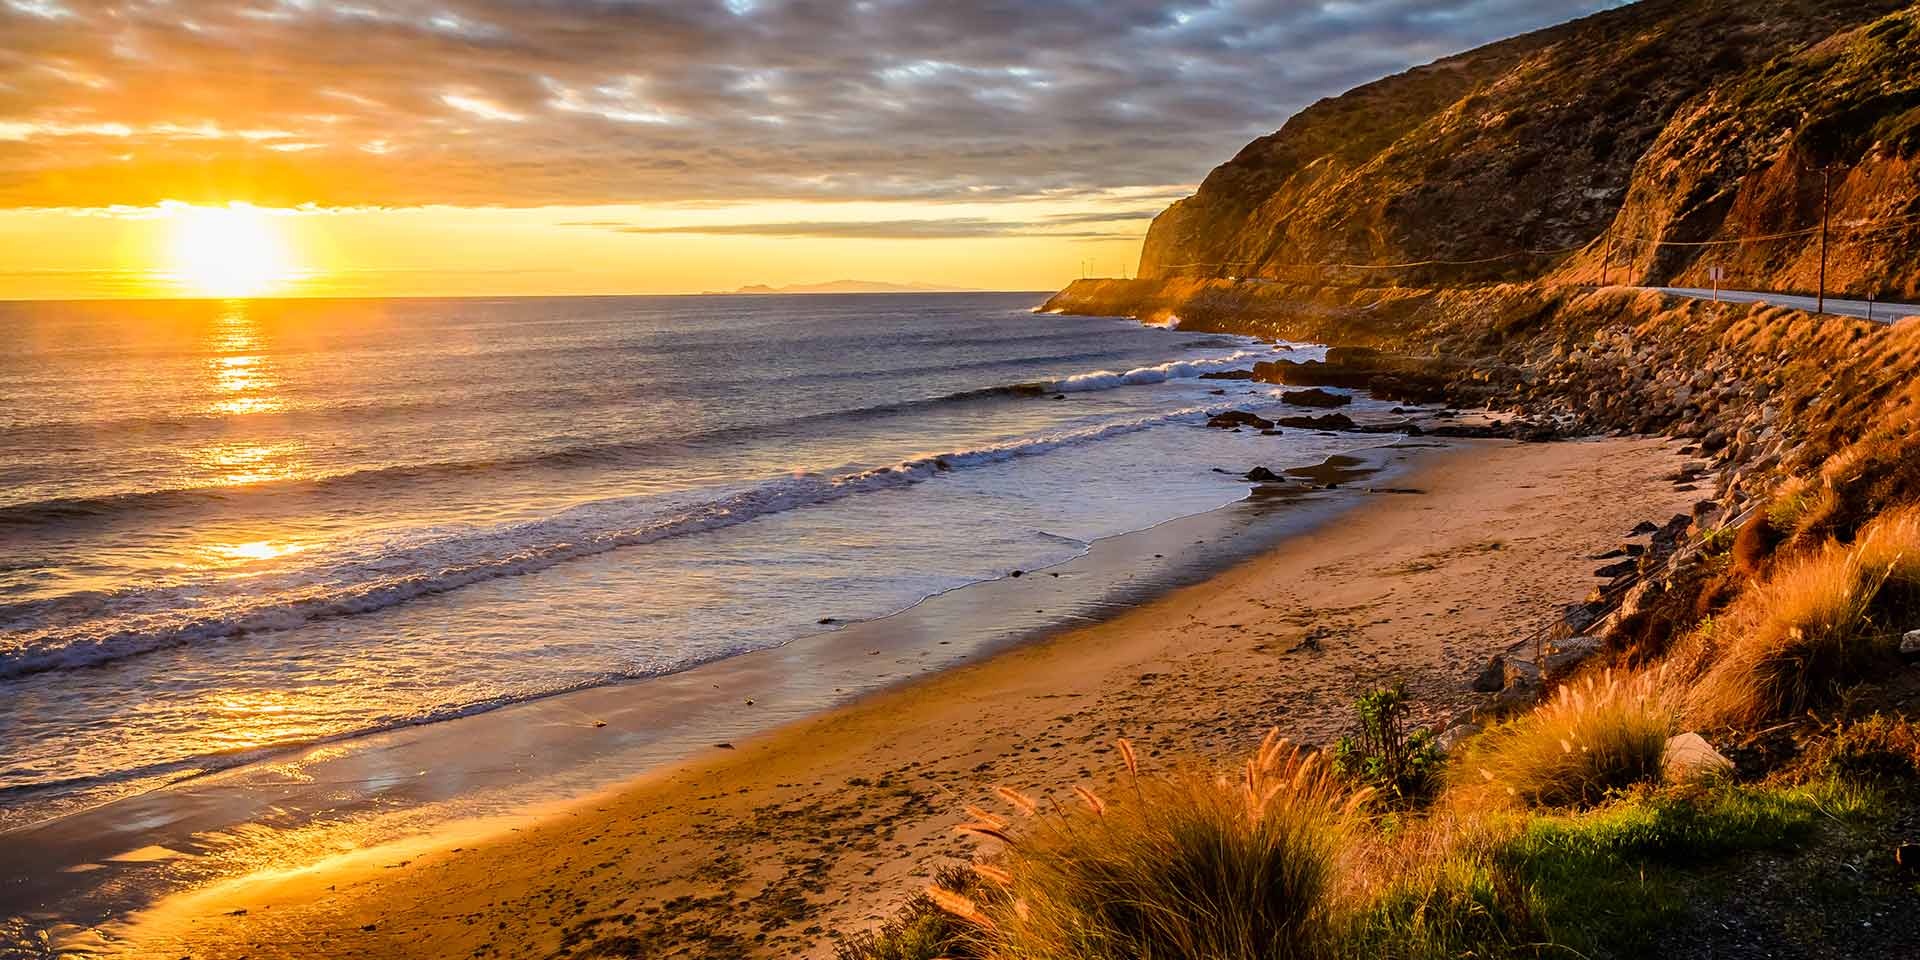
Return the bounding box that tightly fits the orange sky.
[0,198,1155,300]
[0,0,1620,299]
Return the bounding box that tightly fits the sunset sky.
[1,0,1622,299]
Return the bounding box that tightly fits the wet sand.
[112,436,1701,960]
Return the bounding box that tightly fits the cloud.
[0,0,1626,209]
[568,209,1162,239]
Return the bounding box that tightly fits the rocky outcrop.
[1279,388,1351,409]
[1135,0,1920,297]
[1207,410,1275,431]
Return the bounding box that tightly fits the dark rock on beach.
[1208,410,1275,430]
[1281,387,1352,408]
[1274,413,1355,431]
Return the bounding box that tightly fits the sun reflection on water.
[200,690,330,754]
[196,440,304,486]
[204,306,286,416]
[212,540,306,563]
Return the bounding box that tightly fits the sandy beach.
[117,436,1701,960]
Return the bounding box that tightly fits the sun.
[167,204,298,298]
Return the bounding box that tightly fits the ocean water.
[0,293,1370,830]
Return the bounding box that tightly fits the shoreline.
[5,437,1420,955]
[95,434,1702,959]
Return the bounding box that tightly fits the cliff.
[1139,0,1920,298]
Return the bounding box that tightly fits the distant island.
[707,280,983,295]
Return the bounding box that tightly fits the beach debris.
[1009,569,1023,577]
[1897,844,1920,872]
[1628,520,1659,536]
[818,616,837,624]
[715,742,735,749]
[744,698,755,705]
[593,720,607,728]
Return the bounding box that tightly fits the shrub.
[1682,506,1920,726]
[835,866,981,960]
[1331,682,1445,807]
[934,734,1369,960]
[1812,713,1920,784]
[1463,670,1673,808]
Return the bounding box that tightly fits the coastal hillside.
[1140,0,1920,298]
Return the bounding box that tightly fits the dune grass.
[843,693,1906,960]
[1682,505,1920,726]
[1461,669,1674,808]
[939,734,1368,960]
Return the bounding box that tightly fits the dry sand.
[120,436,1702,960]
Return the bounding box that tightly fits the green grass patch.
[1344,777,1885,959]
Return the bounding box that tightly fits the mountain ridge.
[1137,0,1920,298]
[707,280,985,295]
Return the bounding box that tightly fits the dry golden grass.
[935,732,1371,960]
[1457,669,1674,809]
[1680,506,1920,726]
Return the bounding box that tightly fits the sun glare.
[168,204,299,298]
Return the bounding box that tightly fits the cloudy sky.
[0,0,1622,297]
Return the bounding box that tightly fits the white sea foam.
[0,395,1289,681]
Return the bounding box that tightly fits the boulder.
[1472,654,1507,693]
[1493,658,1544,711]
[1436,721,1483,755]
[1901,629,1920,658]
[1199,369,1255,380]
[1281,388,1353,409]
[1662,732,1733,782]
[1540,636,1604,681]
[1246,466,1284,482]
[1207,410,1274,430]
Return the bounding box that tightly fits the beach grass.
[949,735,1363,960]
[1680,505,1920,726]
[1460,669,1673,809]
[850,742,1894,960]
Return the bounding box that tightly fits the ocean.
[0,292,1381,833]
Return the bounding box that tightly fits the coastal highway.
[1645,287,1920,324]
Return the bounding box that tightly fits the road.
[1646,287,1920,323]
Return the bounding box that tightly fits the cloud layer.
[0,0,1622,209]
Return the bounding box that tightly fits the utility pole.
[1817,166,1831,314]
[1600,222,1617,288]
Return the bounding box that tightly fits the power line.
[1142,208,1920,276]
